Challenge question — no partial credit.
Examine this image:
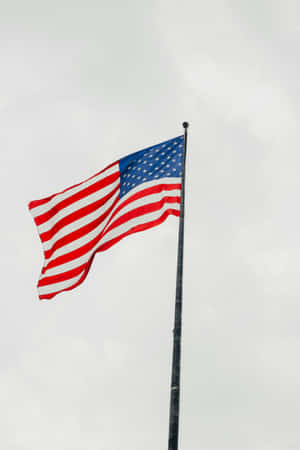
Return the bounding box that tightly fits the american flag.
[29,135,184,300]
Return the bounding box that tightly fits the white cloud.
[1,1,300,449]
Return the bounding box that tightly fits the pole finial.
[182,121,189,129]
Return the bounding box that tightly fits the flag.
[29,135,184,300]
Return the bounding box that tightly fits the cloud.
[1,1,300,449]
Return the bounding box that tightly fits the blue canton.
[119,135,184,198]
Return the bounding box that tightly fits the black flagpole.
[168,121,189,450]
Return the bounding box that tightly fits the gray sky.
[1,1,300,449]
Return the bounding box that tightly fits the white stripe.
[40,198,180,278]
[100,199,180,247]
[42,186,180,264]
[30,163,119,217]
[119,177,180,200]
[41,181,181,276]
[41,189,120,252]
[43,250,93,277]
[38,200,180,295]
[36,177,120,235]
[38,270,85,296]
[100,178,180,239]
[102,188,180,234]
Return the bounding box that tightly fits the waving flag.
[29,136,184,300]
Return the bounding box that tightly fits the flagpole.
[168,121,189,450]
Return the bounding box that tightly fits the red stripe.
[103,196,180,235]
[116,183,181,218]
[101,183,181,234]
[41,195,180,273]
[29,161,118,211]
[38,208,179,300]
[34,171,120,225]
[38,263,86,286]
[40,184,120,243]
[98,209,180,252]
[43,195,119,260]
[28,196,53,209]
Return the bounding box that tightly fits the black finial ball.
[182,121,189,128]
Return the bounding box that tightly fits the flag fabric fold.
[29,135,184,300]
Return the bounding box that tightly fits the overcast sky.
[1,1,300,449]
